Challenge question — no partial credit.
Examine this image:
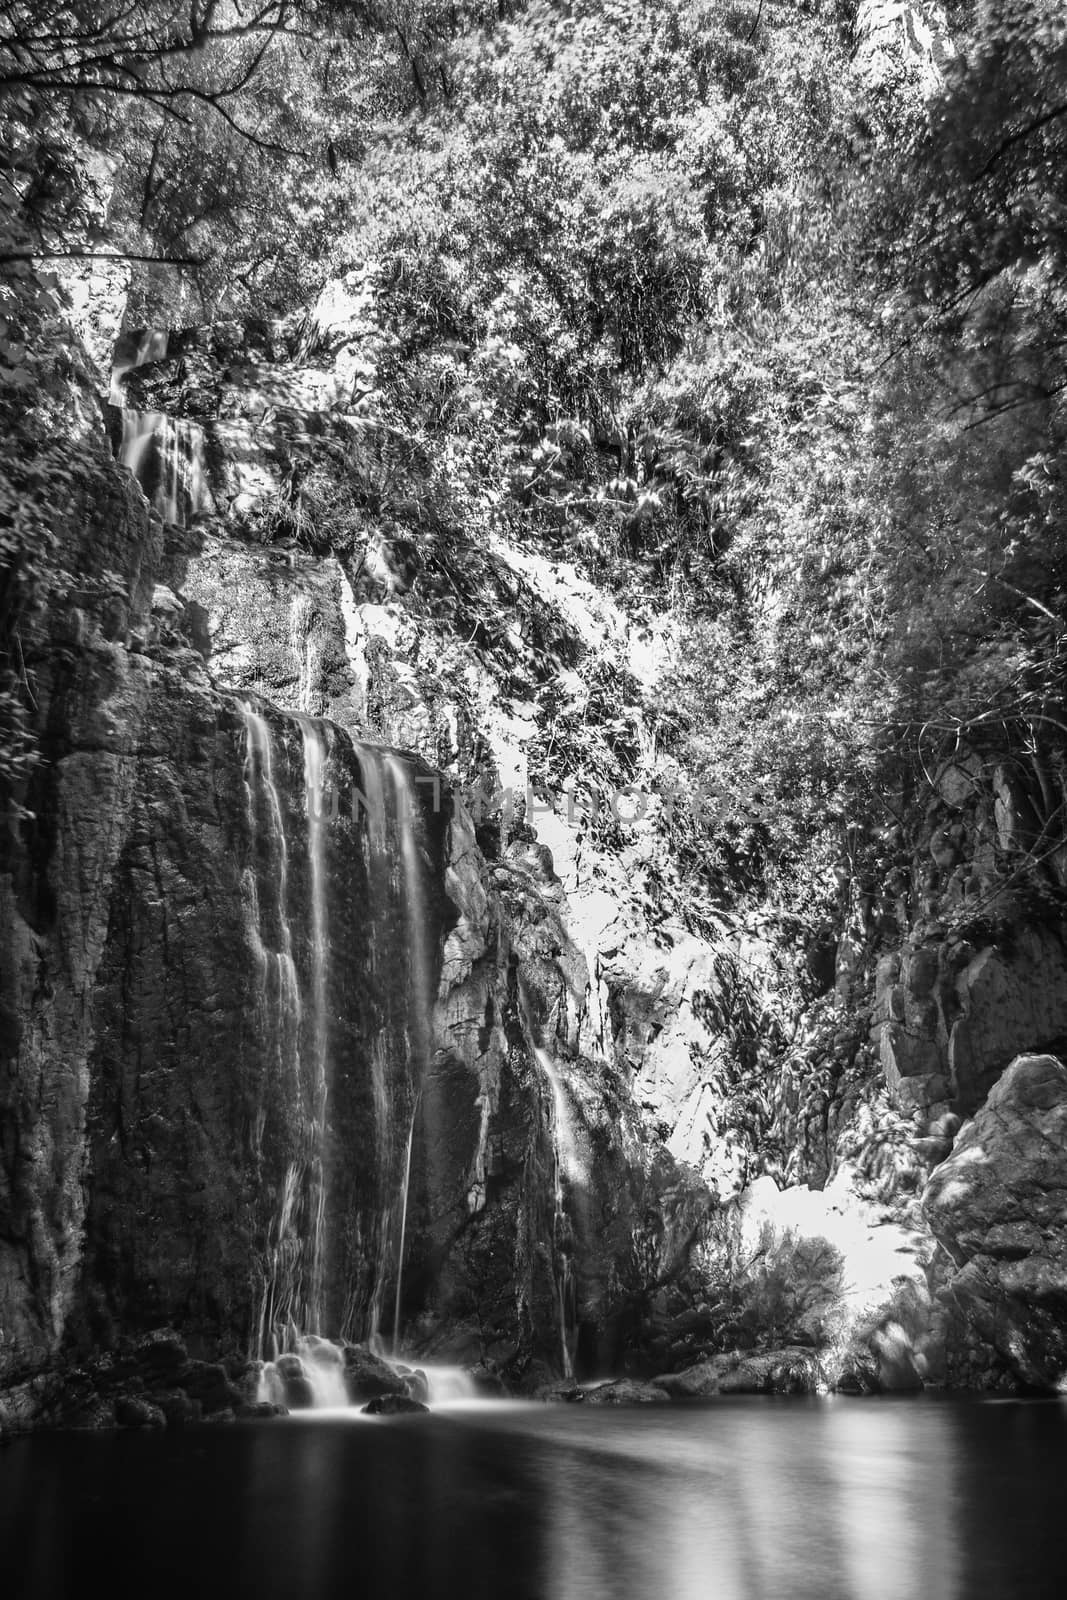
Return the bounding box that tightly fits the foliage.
[0,262,128,788]
[4,0,1067,1101]
[695,1212,847,1353]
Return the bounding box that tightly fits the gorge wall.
[0,306,716,1425]
[4,0,1067,1425]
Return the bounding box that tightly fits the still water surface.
[2,1395,1065,1599]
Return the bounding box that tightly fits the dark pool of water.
[2,1395,1066,1598]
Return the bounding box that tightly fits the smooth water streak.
[296,715,331,1334]
[119,408,210,526]
[517,982,586,1378]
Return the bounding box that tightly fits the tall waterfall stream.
[113,378,488,1411]
[235,695,475,1410]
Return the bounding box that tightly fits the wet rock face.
[0,430,166,1386]
[79,692,454,1355]
[923,1054,1067,1389]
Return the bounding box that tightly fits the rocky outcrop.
[1,297,723,1424]
[854,1,957,95]
[13,261,1067,1431]
[653,1348,827,1397]
[923,1054,1067,1391]
[0,427,164,1389]
[860,735,1067,1125]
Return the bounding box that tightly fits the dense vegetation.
[2,1,1065,1053]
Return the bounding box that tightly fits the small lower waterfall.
[519,984,586,1379]
[110,328,168,405]
[119,408,210,525]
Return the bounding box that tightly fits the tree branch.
[973,100,1067,183]
[1,247,205,264]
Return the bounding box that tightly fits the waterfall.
[384,754,434,1350]
[393,1092,419,1353]
[519,983,585,1378]
[296,715,331,1334]
[110,328,168,406]
[240,702,305,1353]
[353,743,435,1353]
[384,754,434,1069]
[354,747,391,1144]
[241,702,333,1354]
[118,408,210,526]
[257,1334,348,1411]
[240,708,442,1397]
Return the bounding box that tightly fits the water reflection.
[529,1400,958,1600]
[2,1397,1066,1599]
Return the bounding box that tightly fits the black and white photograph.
[2,2,1066,1595]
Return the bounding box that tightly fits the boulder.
[361,1394,429,1416]
[923,1054,1067,1389]
[718,1349,826,1395]
[179,1361,242,1416]
[651,1358,735,1399]
[466,1363,508,1397]
[654,1348,825,1397]
[283,1376,316,1411]
[342,1344,409,1403]
[236,1401,286,1420]
[115,1396,166,1428]
[152,1392,203,1427]
[582,1380,671,1405]
[132,1329,189,1384]
[64,1394,119,1431]
[533,1383,586,1403]
[404,1369,430,1404]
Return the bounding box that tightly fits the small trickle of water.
[383,754,435,1057]
[392,1093,419,1354]
[518,984,585,1378]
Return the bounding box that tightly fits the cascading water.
[110,328,168,405]
[242,715,443,1405]
[240,702,333,1357]
[519,983,586,1378]
[354,744,435,1353]
[392,1090,420,1354]
[382,753,435,1350]
[296,715,331,1332]
[384,755,435,1063]
[240,702,305,1353]
[354,747,391,1143]
[118,409,210,526]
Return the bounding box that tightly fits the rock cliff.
[0,297,718,1424]
[6,11,1067,1420]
